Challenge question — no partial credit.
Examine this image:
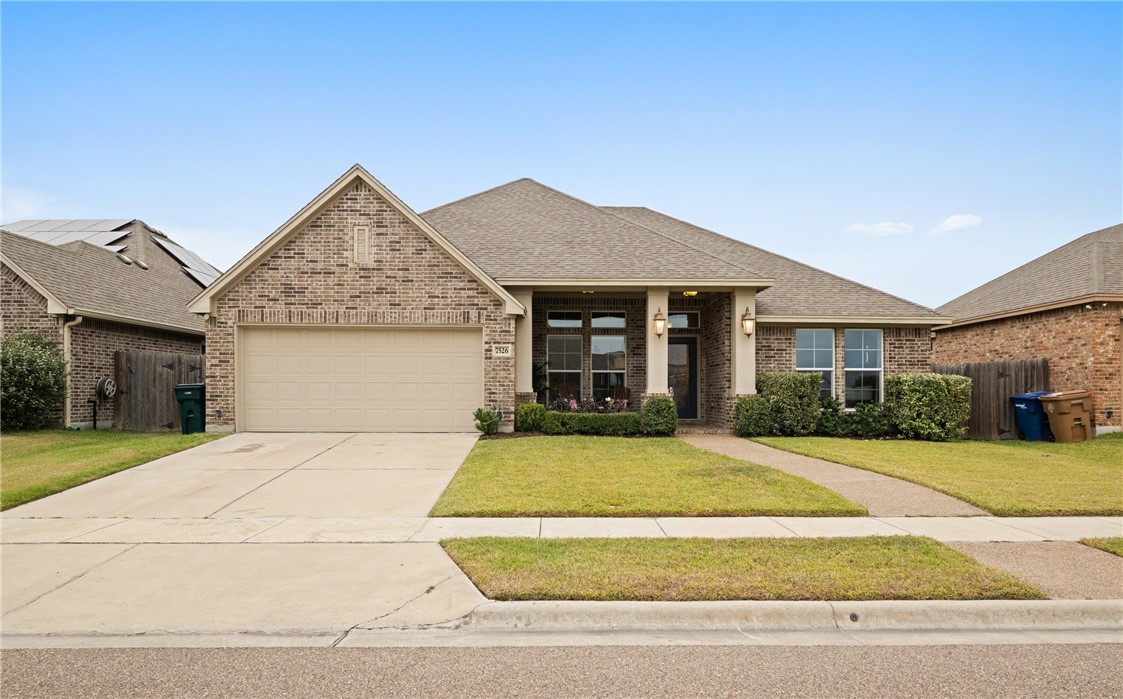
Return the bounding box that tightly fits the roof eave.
[934,294,1123,330]
[0,252,70,314]
[759,314,951,326]
[497,278,775,290]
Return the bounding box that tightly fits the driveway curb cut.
[462,600,1123,632]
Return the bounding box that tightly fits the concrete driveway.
[1,433,486,645]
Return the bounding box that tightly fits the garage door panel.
[241,327,483,432]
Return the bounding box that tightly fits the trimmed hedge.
[640,397,678,436]
[757,372,821,436]
[816,396,847,437]
[850,403,890,439]
[516,403,546,432]
[886,373,972,441]
[734,396,774,437]
[1,332,67,431]
[540,411,642,436]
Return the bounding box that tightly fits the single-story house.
[933,223,1122,434]
[189,165,947,433]
[1,219,220,428]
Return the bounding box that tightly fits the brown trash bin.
[1038,391,1093,443]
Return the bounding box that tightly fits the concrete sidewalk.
[680,434,986,516]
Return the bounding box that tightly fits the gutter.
[61,315,84,427]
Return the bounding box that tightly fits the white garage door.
[240,326,483,432]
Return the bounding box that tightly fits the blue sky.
[3,2,1120,308]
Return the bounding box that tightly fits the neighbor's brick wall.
[68,319,202,426]
[1,264,66,424]
[207,180,515,430]
[757,324,930,400]
[933,303,1122,428]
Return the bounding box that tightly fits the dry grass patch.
[431,436,864,517]
[755,433,1122,516]
[1081,537,1123,557]
[442,536,1044,601]
[1,429,222,510]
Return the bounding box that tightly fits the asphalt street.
[2,644,1121,698]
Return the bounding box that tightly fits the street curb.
[462,600,1123,632]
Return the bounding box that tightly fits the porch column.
[514,289,534,395]
[732,287,757,395]
[646,287,669,395]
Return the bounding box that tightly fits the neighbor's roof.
[3,219,221,286]
[0,229,205,334]
[423,179,771,284]
[937,223,1123,324]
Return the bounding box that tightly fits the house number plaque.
[492,344,513,357]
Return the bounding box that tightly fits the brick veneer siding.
[933,303,1122,429]
[2,265,66,424]
[757,324,931,400]
[206,180,515,431]
[670,294,734,427]
[69,319,202,427]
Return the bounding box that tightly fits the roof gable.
[937,223,1123,323]
[190,165,524,316]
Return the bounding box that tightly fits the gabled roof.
[190,165,525,316]
[937,223,1123,324]
[0,229,205,334]
[2,218,221,287]
[423,179,772,285]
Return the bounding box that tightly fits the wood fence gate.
[114,350,206,431]
[932,358,1049,440]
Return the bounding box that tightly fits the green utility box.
[173,383,206,435]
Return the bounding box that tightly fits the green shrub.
[1,332,67,431]
[734,396,775,437]
[516,403,546,432]
[850,403,889,439]
[640,397,678,436]
[472,406,502,435]
[757,372,821,436]
[886,373,972,441]
[539,411,641,436]
[816,396,847,437]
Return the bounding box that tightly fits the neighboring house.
[933,224,1123,435]
[189,165,947,433]
[1,219,221,428]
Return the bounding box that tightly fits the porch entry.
[668,336,698,419]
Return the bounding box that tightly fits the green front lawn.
[754,433,1123,516]
[1081,537,1123,557]
[430,436,865,517]
[1,429,222,510]
[442,536,1044,601]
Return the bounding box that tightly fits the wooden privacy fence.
[932,358,1049,441]
[115,350,206,431]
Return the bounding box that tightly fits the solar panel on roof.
[152,236,221,277]
[184,267,219,287]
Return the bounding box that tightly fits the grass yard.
[1,429,222,510]
[442,536,1044,601]
[754,433,1123,516]
[430,436,865,517]
[1081,537,1123,557]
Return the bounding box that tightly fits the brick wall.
[68,319,202,427]
[933,303,1122,428]
[1,265,63,345]
[207,180,515,430]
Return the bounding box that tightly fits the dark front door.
[668,337,698,419]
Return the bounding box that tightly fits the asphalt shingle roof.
[1,229,205,333]
[423,179,766,282]
[937,224,1123,323]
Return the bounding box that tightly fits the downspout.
[62,315,84,427]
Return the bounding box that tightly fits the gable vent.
[353,225,371,266]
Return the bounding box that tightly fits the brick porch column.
[732,287,757,395]
[646,287,669,396]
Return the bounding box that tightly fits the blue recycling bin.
[1010,392,1055,441]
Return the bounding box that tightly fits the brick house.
[933,224,1123,435]
[1,220,219,428]
[189,165,948,433]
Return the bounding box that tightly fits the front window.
[796,329,834,399]
[844,329,882,408]
[591,311,625,329]
[547,335,582,401]
[547,311,582,329]
[591,335,626,401]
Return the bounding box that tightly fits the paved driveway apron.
[1,433,486,644]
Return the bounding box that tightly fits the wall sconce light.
[653,308,667,337]
[741,307,756,336]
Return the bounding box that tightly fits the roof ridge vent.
[116,253,134,265]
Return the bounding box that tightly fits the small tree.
[1,332,67,431]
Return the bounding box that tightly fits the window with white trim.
[547,335,582,401]
[591,335,626,401]
[844,329,882,408]
[796,329,834,399]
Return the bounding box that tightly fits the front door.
[668,337,698,420]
